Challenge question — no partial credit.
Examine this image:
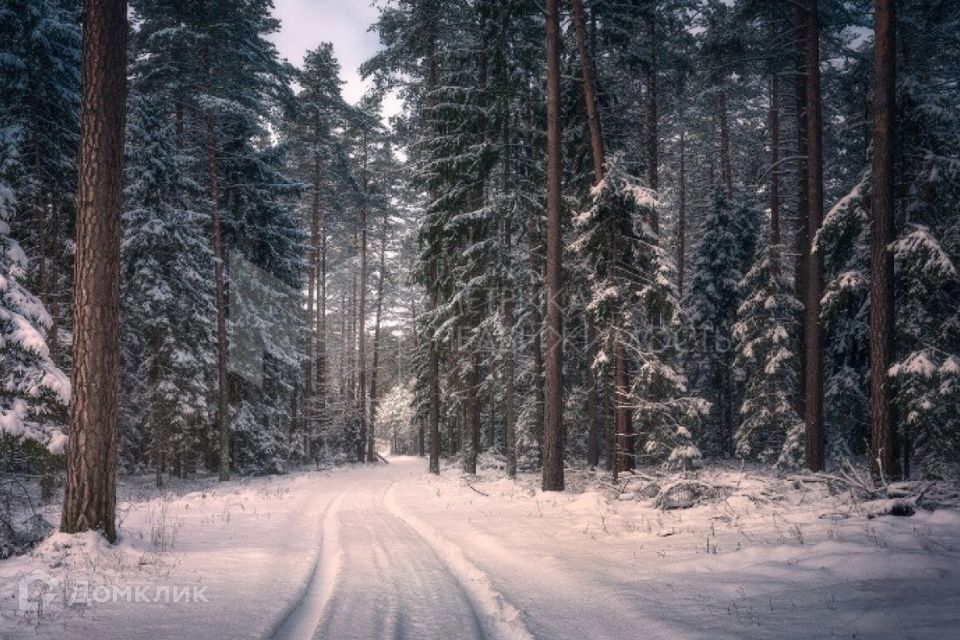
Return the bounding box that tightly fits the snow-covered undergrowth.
[393,459,960,639]
[0,467,352,639]
[1,459,958,639]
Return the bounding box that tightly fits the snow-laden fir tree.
[816,175,871,462]
[685,188,746,458]
[0,175,69,455]
[0,0,80,365]
[891,227,960,479]
[572,156,703,469]
[119,97,215,479]
[732,245,804,467]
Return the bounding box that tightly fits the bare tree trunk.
[870,0,898,480]
[677,130,687,299]
[502,135,518,478]
[613,335,633,475]
[794,32,809,419]
[61,0,127,543]
[368,214,388,462]
[358,134,369,463]
[306,157,320,417]
[586,314,599,468]
[570,0,603,182]
[317,211,327,455]
[770,73,782,250]
[528,206,544,466]
[646,11,659,194]
[542,0,565,491]
[425,40,442,474]
[803,0,825,472]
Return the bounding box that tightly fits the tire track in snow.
[270,486,350,640]
[383,482,535,640]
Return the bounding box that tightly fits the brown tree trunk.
[426,38,442,475]
[464,352,481,474]
[61,0,127,543]
[316,209,327,454]
[368,214,388,462]
[770,73,782,250]
[613,335,633,475]
[870,0,898,480]
[570,0,604,182]
[585,314,599,468]
[357,134,369,462]
[502,141,518,478]
[306,157,320,410]
[794,32,809,419]
[677,130,687,299]
[646,12,659,195]
[803,0,825,472]
[542,0,565,491]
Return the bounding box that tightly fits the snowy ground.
[1,457,959,639]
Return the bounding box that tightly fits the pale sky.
[269,0,401,116]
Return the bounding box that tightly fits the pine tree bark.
[542,0,565,491]
[794,30,809,419]
[803,0,825,472]
[502,130,518,478]
[646,11,659,195]
[570,0,604,182]
[306,157,320,410]
[368,214,388,462]
[426,36,441,475]
[317,208,327,453]
[870,0,898,480]
[613,336,633,475]
[770,73,782,250]
[357,133,369,463]
[61,0,127,543]
[585,314,599,468]
[677,130,687,299]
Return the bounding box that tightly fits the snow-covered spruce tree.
[685,187,746,458]
[119,97,215,480]
[732,245,804,467]
[888,4,960,479]
[816,175,871,462]
[0,0,80,366]
[0,171,69,458]
[572,156,703,470]
[891,228,960,479]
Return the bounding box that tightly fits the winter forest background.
[2,0,960,543]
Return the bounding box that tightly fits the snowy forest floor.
[1,458,959,640]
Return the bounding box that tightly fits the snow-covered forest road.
[3,457,960,640]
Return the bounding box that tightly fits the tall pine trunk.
[646,11,659,193]
[306,157,320,422]
[570,0,603,182]
[542,0,565,491]
[316,209,327,455]
[426,40,442,475]
[802,0,825,471]
[870,0,898,479]
[368,214,388,462]
[677,130,687,299]
[794,31,809,419]
[770,73,782,250]
[357,133,369,462]
[61,0,127,543]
